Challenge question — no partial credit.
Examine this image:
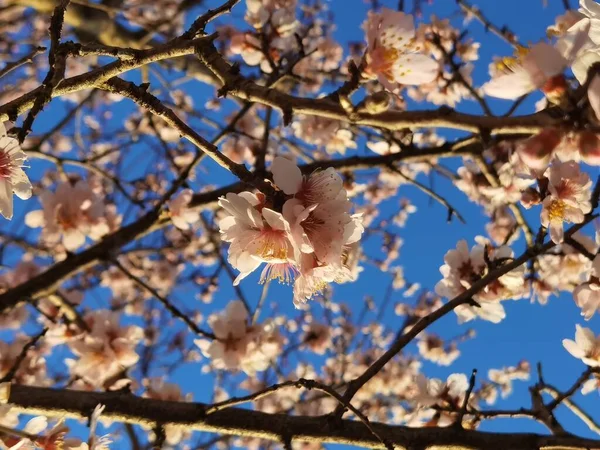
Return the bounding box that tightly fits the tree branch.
[5,384,600,450]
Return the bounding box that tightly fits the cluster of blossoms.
[57,310,143,388]
[218,157,364,305]
[436,239,526,323]
[416,333,461,366]
[194,300,284,374]
[291,115,356,156]
[25,178,120,252]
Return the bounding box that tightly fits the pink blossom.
[68,310,143,387]
[0,122,32,219]
[574,254,600,319]
[541,160,592,243]
[516,128,564,171]
[219,157,364,305]
[291,116,356,155]
[25,179,111,251]
[482,35,587,99]
[218,191,295,285]
[194,300,283,374]
[435,240,525,323]
[363,8,438,91]
[578,131,600,165]
[168,189,198,230]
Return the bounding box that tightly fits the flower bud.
[362,91,392,114]
[516,128,563,171]
[579,131,600,166]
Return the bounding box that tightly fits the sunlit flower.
[541,160,592,243]
[25,179,110,251]
[563,324,600,366]
[363,8,438,91]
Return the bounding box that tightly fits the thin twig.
[0,46,46,80]
[387,164,466,223]
[112,259,215,339]
[0,328,48,383]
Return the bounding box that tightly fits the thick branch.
[5,384,600,450]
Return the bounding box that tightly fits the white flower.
[541,160,592,244]
[168,189,198,230]
[563,324,600,366]
[364,8,438,91]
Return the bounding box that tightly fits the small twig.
[18,0,71,142]
[0,328,48,383]
[544,385,600,435]
[455,369,477,428]
[387,164,466,223]
[0,46,46,80]
[457,0,522,48]
[546,368,594,410]
[181,0,240,39]
[207,378,393,449]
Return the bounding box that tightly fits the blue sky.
[2,0,600,448]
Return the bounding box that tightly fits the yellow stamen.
[548,199,567,222]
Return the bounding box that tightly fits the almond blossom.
[291,116,356,155]
[194,300,284,374]
[488,361,530,398]
[414,373,470,426]
[541,160,592,243]
[218,191,296,285]
[167,189,198,231]
[25,179,112,251]
[67,310,143,388]
[563,324,600,367]
[482,22,588,100]
[0,121,32,219]
[435,240,526,323]
[574,254,600,319]
[218,157,364,305]
[363,8,438,91]
[245,0,298,36]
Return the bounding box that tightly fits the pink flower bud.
[516,128,563,171]
[579,131,600,166]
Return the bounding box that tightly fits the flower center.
[547,199,567,222]
[495,45,529,73]
[257,229,289,261]
[0,151,14,178]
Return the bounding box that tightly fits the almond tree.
[0,0,600,449]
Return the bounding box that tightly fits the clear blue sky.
[2,0,600,448]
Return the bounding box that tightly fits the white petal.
[0,179,14,220]
[563,338,586,359]
[393,54,439,85]
[575,324,596,353]
[25,209,45,227]
[262,208,288,231]
[482,70,536,99]
[272,156,302,195]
